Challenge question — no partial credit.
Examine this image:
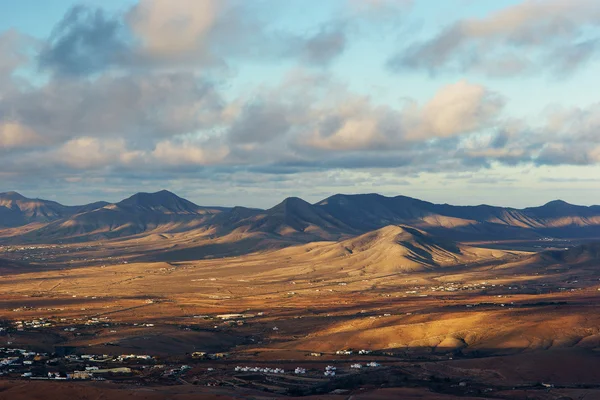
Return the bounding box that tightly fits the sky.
[1,0,600,209]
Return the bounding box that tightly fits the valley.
[2,191,600,399]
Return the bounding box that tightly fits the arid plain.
[2,191,600,399]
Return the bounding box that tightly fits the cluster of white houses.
[234,366,286,374]
[335,349,372,355]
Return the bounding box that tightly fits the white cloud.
[389,0,600,76]
[52,137,143,169]
[127,0,220,59]
[407,80,505,139]
[152,139,229,165]
[0,122,42,150]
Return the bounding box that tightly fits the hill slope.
[17,191,226,242]
[315,194,600,240]
[207,197,354,241]
[275,225,511,274]
[0,191,108,228]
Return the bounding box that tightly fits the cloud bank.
[1,0,599,205]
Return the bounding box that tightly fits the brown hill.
[274,225,510,274]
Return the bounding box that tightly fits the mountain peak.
[271,196,312,211]
[119,190,181,205]
[116,190,200,214]
[0,191,26,200]
[542,199,573,207]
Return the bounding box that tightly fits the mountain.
[315,194,600,241]
[207,197,354,241]
[274,225,511,274]
[114,190,209,214]
[0,191,108,228]
[15,190,227,242]
[3,191,600,245]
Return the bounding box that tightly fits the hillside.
[315,194,600,240]
[0,191,108,228]
[207,197,354,241]
[14,191,226,242]
[273,225,511,274]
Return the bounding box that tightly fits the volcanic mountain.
[315,194,600,240]
[208,197,355,241]
[17,190,226,242]
[0,191,108,228]
[3,191,600,245]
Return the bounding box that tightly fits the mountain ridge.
[2,190,600,244]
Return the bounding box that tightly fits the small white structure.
[366,362,380,367]
[350,363,362,369]
[358,349,371,355]
[541,383,554,388]
[294,367,306,374]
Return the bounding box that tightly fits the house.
[71,371,92,380]
[336,350,352,355]
[541,383,554,388]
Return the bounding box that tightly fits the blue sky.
[1,0,600,208]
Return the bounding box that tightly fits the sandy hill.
[275,225,510,274]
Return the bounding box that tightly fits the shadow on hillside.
[132,237,293,262]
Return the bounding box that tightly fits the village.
[0,341,400,393]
